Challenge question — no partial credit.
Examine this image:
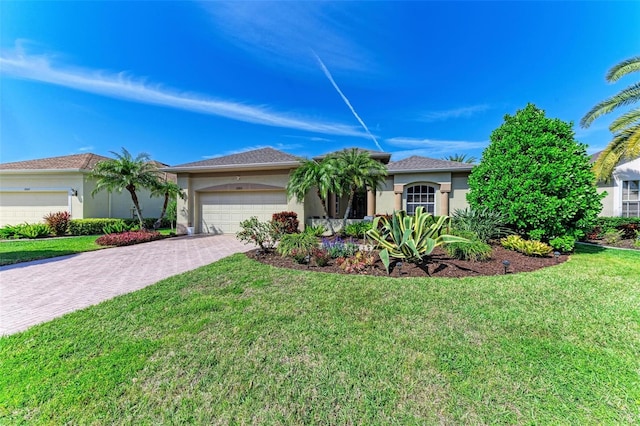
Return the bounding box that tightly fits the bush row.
[586,217,640,239]
[68,218,171,235]
[95,230,163,247]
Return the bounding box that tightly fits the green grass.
[0,236,104,266]
[1,245,638,424]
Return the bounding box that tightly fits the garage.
[199,191,288,234]
[0,191,69,226]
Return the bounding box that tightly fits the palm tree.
[150,179,186,229]
[581,55,640,181]
[286,159,339,234]
[330,148,388,227]
[443,153,477,164]
[90,148,160,228]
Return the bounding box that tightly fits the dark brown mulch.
[246,245,568,278]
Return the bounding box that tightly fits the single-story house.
[164,147,474,235]
[0,153,171,226]
[593,152,640,217]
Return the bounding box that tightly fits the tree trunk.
[342,188,356,231]
[154,194,169,230]
[316,189,336,235]
[127,185,145,229]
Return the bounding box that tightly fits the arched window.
[406,184,436,215]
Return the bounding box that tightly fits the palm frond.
[609,109,640,133]
[606,56,640,82]
[592,127,640,181]
[580,82,640,128]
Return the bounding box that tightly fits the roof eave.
[0,168,90,174]
[162,161,302,173]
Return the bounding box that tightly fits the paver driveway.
[0,234,247,336]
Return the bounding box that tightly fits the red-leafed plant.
[272,211,299,234]
[96,230,162,247]
[43,211,71,236]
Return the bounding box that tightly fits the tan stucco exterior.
[0,170,165,226]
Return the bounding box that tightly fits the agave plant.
[366,207,469,274]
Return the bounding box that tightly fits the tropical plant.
[310,247,331,266]
[329,149,388,228]
[286,159,339,234]
[602,228,624,245]
[442,153,477,163]
[17,223,53,239]
[500,235,552,257]
[101,220,130,235]
[276,232,317,257]
[366,207,468,274]
[444,239,492,262]
[467,104,604,240]
[580,56,640,181]
[235,217,280,252]
[90,148,161,229]
[149,179,186,229]
[166,199,178,233]
[43,211,71,236]
[451,207,511,243]
[343,221,373,238]
[272,211,299,234]
[336,250,376,274]
[304,224,326,237]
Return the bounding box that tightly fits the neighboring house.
[592,152,640,217]
[164,147,473,235]
[0,153,171,226]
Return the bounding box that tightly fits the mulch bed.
[247,245,568,278]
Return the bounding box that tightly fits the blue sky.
[1,1,639,166]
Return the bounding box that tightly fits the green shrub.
[18,223,53,239]
[444,239,492,262]
[451,207,511,243]
[102,220,129,234]
[549,235,576,253]
[272,211,299,234]
[43,211,71,236]
[501,235,552,257]
[467,103,604,240]
[587,217,640,240]
[343,221,373,238]
[304,225,326,237]
[0,224,23,239]
[236,217,280,252]
[366,207,468,274]
[69,219,126,236]
[277,232,318,257]
[602,228,624,245]
[528,229,545,242]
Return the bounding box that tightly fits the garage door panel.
[200,191,288,234]
[0,192,68,226]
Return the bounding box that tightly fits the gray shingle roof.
[0,153,112,171]
[387,156,474,172]
[171,147,301,168]
[313,147,392,164]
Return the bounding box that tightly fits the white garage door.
[200,191,288,234]
[0,192,68,226]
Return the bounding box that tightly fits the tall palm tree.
[330,148,388,227]
[443,153,477,164]
[90,148,160,228]
[286,159,339,234]
[150,179,186,229]
[581,55,640,181]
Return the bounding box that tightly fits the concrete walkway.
[0,235,248,336]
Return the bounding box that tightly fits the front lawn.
[1,245,638,424]
[0,236,104,266]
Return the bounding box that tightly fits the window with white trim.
[406,184,436,215]
[622,180,640,217]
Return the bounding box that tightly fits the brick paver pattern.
[0,235,247,335]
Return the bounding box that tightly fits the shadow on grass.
[0,251,82,270]
[575,242,612,255]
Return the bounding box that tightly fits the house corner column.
[367,189,375,216]
[439,183,451,216]
[393,184,404,211]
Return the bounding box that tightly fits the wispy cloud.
[0,47,369,139]
[421,104,490,122]
[202,2,373,73]
[386,136,488,159]
[314,52,383,151]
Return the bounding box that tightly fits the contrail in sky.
[313,52,383,151]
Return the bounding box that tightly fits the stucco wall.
[450,173,471,213]
[375,177,395,215]
[176,170,303,234]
